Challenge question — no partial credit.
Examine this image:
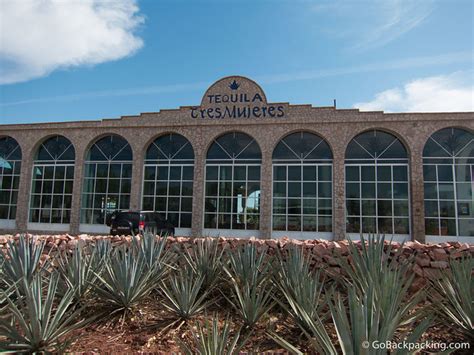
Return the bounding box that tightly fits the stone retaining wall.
[1,234,472,292]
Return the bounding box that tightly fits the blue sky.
[0,0,473,124]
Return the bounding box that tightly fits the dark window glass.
[437,165,453,181]
[0,137,22,161]
[346,200,360,216]
[423,165,436,181]
[439,200,456,217]
[318,166,332,181]
[303,166,316,181]
[274,166,286,181]
[438,183,454,199]
[183,166,194,180]
[377,166,391,181]
[288,166,301,181]
[362,217,376,233]
[423,128,474,158]
[394,200,409,216]
[455,165,471,182]
[345,130,407,160]
[362,200,376,216]
[456,183,472,200]
[247,166,260,180]
[37,135,75,162]
[378,200,392,217]
[88,135,132,161]
[393,183,408,199]
[361,183,376,198]
[288,182,301,197]
[318,182,332,197]
[272,131,332,161]
[146,134,194,161]
[207,132,261,161]
[377,183,392,198]
[346,166,359,181]
[234,166,246,180]
[347,217,360,233]
[394,218,409,234]
[346,183,360,199]
[361,166,375,181]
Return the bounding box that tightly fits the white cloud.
[0,0,144,84]
[312,0,435,50]
[355,72,474,112]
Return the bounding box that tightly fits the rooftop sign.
[190,76,285,119]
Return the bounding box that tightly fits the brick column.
[129,148,144,211]
[15,153,33,232]
[191,150,205,236]
[259,149,272,239]
[410,153,425,242]
[332,151,346,241]
[69,155,84,234]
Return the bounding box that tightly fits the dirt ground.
[66,299,471,354]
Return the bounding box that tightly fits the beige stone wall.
[1,76,473,241]
[1,234,472,292]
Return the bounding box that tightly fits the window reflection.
[345,130,410,235]
[423,128,474,237]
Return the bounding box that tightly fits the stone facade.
[1,76,473,242]
[1,234,472,293]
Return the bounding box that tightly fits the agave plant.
[271,235,432,354]
[159,266,213,320]
[183,238,224,291]
[225,243,270,287]
[430,255,473,340]
[0,272,92,353]
[93,238,112,266]
[1,234,46,285]
[224,244,275,328]
[91,244,157,313]
[178,315,248,355]
[338,234,411,297]
[57,241,102,302]
[132,233,171,276]
[274,246,328,333]
[330,273,431,355]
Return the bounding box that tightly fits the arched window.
[423,128,474,238]
[143,134,194,230]
[30,135,75,224]
[204,132,261,231]
[345,130,410,236]
[81,135,132,225]
[272,132,333,236]
[0,137,21,221]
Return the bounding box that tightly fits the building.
[0,76,473,243]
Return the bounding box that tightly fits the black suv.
[108,211,175,236]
